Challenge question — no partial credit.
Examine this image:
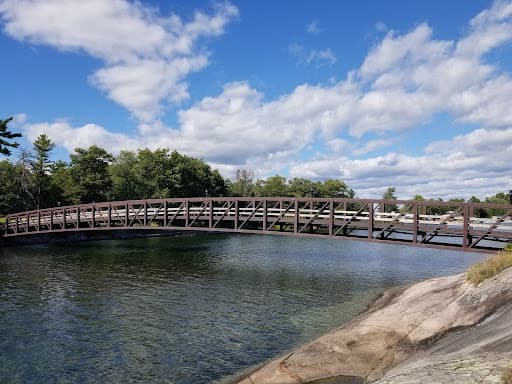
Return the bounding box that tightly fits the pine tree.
[32,134,55,209]
[0,117,22,156]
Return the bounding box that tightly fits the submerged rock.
[236,267,512,383]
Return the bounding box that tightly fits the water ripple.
[0,234,483,383]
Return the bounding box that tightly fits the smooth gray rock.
[236,267,512,384]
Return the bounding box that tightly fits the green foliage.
[110,151,142,200]
[109,149,228,200]
[70,146,114,203]
[466,244,512,286]
[137,148,178,198]
[31,134,55,209]
[383,187,397,200]
[171,151,227,197]
[382,187,398,212]
[0,117,22,156]
[287,177,320,197]
[231,169,255,196]
[49,161,81,206]
[484,192,510,217]
[320,179,354,198]
[259,175,288,197]
[0,160,23,214]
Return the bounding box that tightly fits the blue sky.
[1,0,512,199]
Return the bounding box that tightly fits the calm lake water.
[0,234,484,383]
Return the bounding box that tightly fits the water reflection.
[0,234,484,383]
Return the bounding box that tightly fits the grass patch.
[0,217,5,224]
[503,367,512,384]
[466,244,512,286]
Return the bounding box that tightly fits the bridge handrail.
[5,197,512,219]
[4,197,512,253]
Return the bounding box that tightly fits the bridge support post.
[234,200,239,230]
[368,202,374,240]
[125,203,128,227]
[185,200,189,227]
[92,205,95,228]
[463,204,469,249]
[108,204,111,228]
[294,200,298,233]
[37,211,40,232]
[144,201,148,227]
[413,203,418,243]
[50,210,53,231]
[263,199,267,231]
[164,200,168,227]
[329,200,334,236]
[209,199,213,229]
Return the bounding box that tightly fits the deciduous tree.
[70,146,114,203]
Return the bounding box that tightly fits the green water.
[0,234,483,383]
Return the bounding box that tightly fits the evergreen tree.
[0,117,22,156]
[31,134,55,209]
[15,148,35,211]
[383,187,398,212]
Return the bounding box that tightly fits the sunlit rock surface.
[236,267,512,384]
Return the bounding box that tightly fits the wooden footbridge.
[3,197,512,253]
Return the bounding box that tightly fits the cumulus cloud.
[290,127,512,199]
[352,138,397,155]
[22,120,140,151]
[0,0,238,121]
[6,1,512,198]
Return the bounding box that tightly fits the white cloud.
[7,1,512,199]
[307,20,320,34]
[0,0,238,121]
[289,44,337,66]
[352,138,397,155]
[22,120,140,152]
[290,126,512,199]
[327,138,350,153]
[375,22,388,32]
[10,113,27,126]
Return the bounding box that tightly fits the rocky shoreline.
[235,266,512,384]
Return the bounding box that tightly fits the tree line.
[0,136,230,215]
[0,117,509,218]
[0,138,355,215]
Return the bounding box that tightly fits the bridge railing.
[3,197,512,252]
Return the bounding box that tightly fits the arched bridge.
[3,197,512,253]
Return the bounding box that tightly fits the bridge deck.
[3,197,512,253]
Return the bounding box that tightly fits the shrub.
[466,244,512,286]
[502,367,512,384]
